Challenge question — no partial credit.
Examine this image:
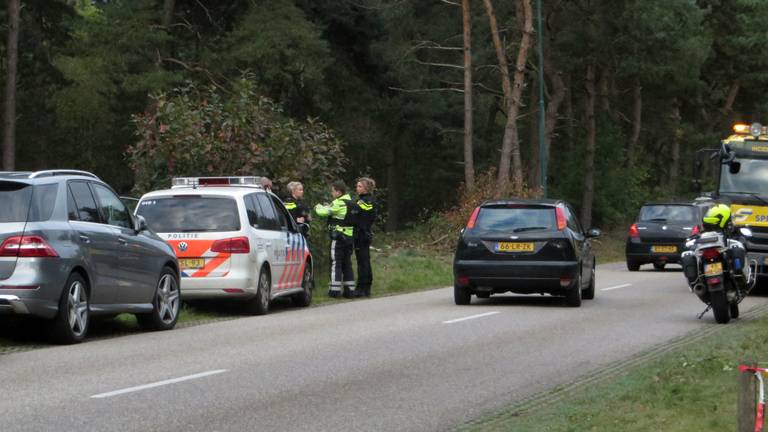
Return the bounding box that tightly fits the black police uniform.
[284,196,310,225]
[354,193,376,297]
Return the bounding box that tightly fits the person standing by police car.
[314,181,356,298]
[284,181,311,225]
[354,177,376,297]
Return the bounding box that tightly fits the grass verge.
[592,229,626,264]
[457,308,768,432]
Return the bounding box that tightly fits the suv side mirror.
[586,228,602,238]
[135,215,149,232]
[298,223,310,236]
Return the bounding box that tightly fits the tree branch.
[413,58,464,69]
[389,86,464,94]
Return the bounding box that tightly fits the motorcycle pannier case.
[682,253,699,283]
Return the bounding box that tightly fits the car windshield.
[639,205,695,223]
[720,158,768,196]
[474,207,556,232]
[0,182,57,223]
[136,196,240,232]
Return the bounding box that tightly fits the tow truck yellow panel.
[731,204,768,226]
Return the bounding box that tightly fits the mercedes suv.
[0,170,180,343]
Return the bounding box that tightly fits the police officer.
[284,181,310,225]
[354,177,376,297]
[314,181,355,298]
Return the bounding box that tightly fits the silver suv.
[0,170,180,343]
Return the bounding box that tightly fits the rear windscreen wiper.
[513,226,550,233]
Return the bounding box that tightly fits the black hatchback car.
[625,201,712,271]
[453,199,600,307]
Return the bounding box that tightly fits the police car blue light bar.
[171,176,262,188]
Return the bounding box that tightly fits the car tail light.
[211,237,250,254]
[466,207,481,229]
[559,277,572,287]
[701,247,720,261]
[457,276,470,286]
[0,236,59,258]
[628,224,640,238]
[555,207,567,231]
[691,225,700,235]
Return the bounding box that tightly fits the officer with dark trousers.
[354,177,376,297]
[314,181,356,298]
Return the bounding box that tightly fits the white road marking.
[90,369,227,399]
[443,311,500,324]
[601,283,632,291]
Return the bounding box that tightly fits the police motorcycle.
[681,204,756,324]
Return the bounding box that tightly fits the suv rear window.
[475,206,556,232]
[639,205,695,223]
[0,182,57,223]
[136,196,240,232]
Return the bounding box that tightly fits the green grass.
[593,229,626,264]
[458,314,768,432]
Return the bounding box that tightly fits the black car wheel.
[627,259,640,272]
[293,263,313,307]
[565,272,582,307]
[246,266,271,315]
[454,283,471,305]
[51,272,90,344]
[137,267,180,331]
[582,265,595,300]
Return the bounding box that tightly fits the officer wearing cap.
[314,181,356,298]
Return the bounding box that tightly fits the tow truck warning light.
[171,176,262,188]
[733,122,767,137]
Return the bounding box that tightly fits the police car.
[135,176,313,315]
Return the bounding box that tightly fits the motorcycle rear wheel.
[711,290,730,324]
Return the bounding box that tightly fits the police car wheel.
[247,267,271,316]
[293,264,313,307]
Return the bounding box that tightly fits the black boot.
[342,287,355,299]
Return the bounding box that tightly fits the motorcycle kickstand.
[697,304,712,320]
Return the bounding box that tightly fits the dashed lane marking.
[90,369,227,399]
[600,283,632,291]
[443,311,500,324]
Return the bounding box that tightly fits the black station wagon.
[453,199,601,307]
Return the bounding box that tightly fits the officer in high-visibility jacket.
[354,177,376,297]
[314,181,356,298]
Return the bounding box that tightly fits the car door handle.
[78,234,90,244]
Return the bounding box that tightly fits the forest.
[1,0,767,230]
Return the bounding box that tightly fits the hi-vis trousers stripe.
[329,239,341,292]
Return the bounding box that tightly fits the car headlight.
[740,227,753,237]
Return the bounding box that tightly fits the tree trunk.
[163,0,176,28]
[462,0,475,192]
[627,83,642,169]
[581,65,597,228]
[385,142,401,232]
[486,0,532,196]
[564,73,574,152]
[722,80,740,116]
[598,68,610,113]
[527,75,539,189]
[543,52,565,160]
[669,100,682,195]
[2,0,20,171]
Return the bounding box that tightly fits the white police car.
[136,177,313,314]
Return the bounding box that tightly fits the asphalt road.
[2,262,767,432]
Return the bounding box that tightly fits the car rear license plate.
[652,245,677,253]
[497,242,534,252]
[704,262,723,276]
[179,258,205,270]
